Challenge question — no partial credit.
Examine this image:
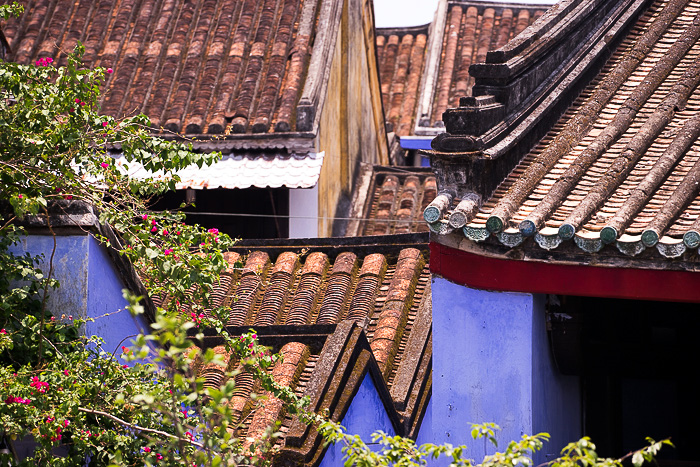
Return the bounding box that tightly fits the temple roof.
[175,235,431,465]
[427,0,700,264]
[1,0,337,139]
[376,0,547,137]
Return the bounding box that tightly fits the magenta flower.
[63,370,69,376]
[208,228,219,235]
[102,121,108,127]
[17,194,22,199]
[106,68,113,74]
[75,98,80,103]
[151,227,158,233]
[0,329,6,334]
[156,453,163,460]
[101,162,109,168]
[143,447,151,453]
[142,214,148,220]
[164,249,173,256]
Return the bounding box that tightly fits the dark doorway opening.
[550,296,700,465]
[151,188,289,239]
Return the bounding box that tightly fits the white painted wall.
[289,184,319,238]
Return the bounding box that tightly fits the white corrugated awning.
[113,152,325,189]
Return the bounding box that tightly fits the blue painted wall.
[320,372,396,467]
[10,233,148,359]
[428,277,580,464]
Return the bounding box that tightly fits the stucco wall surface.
[429,277,580,465]
[319,373,396,466]
[10,233,147,358]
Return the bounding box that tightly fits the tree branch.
[77,407,206,449]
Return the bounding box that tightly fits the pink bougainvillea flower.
[102,121,108,127]
[164,249,173,256]
[156,453,163,460]
[75,98,80,103]
[0,329,6,334]
[143,447,151,453]
[142,214,148,220]
[151,227,158,233]
[64,195,73,200]
[106,68,113,74]
[17,194,22,199]
[100,162,109,168]
[121,346,130,354]
[162,229,168,236]
[63,370,69,376]
[208,228,219,235]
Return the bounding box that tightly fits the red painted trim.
[430,242,700,303]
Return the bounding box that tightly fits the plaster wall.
[319,373,396,467]
[429,277,580,464]
[85,235,147,356]
[289,185,320,238]
[11,234,89,318]
[11,233,147,357]
[316,0,387,237]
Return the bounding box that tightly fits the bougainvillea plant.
[0,3,312,465]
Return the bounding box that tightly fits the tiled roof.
[114,151,325,189]
[347,167,437,236]
[376,1,547,137]
[1,0,322,135]
[179,236,431,465]
[377,25,430,137]
[437,0,700,259]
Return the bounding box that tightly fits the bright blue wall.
[86,236,146,356]
[11,234,89,318]
[319,373,396,467]
[10,233,147,359]
[429,277,580,464]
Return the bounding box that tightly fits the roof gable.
[179,236,432,464]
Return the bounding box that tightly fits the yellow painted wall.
[317,0,388,237]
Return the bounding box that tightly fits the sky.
[373,0,556,28]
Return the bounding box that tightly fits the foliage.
[319,422,672,467]
[0,2,310,465]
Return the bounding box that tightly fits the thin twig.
[77,407,206,449]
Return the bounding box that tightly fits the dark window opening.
[550,296,700,466]
[150,188,289,239]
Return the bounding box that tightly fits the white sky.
[373,0,556,28]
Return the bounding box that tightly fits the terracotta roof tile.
[351,167,437,236]
[429,2,547,127]
[191,239,431,461]
[3,0,321,135]
[444,0,700,260]
[376,2,548,136]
